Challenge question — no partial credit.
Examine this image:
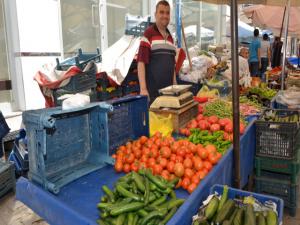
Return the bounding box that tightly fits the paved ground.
[0,190,300,225]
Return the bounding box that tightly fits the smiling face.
[155,3,170,29]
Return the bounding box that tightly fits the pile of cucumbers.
[97,169,184,225]
[192,186,278,225]
[262,110,299,123]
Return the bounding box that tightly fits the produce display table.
[16,120,256,225]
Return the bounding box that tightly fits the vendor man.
[137,0,177,103]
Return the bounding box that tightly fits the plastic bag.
[62,93,90,110]
[149,112,173,137]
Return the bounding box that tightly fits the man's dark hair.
[156,0,170,11]
[254,29,259,37]
[263,33,269,40]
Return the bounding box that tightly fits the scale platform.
[150,91,194,109]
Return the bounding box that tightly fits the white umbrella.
[243,5,300,36]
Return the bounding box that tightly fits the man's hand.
[140,88,149,99]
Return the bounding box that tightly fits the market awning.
[243,5,300,37]
[193,0,300,6]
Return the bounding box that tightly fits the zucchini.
[228,207,238,224]
[257,212,266,225]
[217,185,229,212]
[215,199,235,223]
[222,220,231,225]
[233,208,244,225]
[204,196,219,220]
[266,210,278,225]
[244,204,256,225]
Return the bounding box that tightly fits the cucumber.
[222,220,231,225]
[215,199,235,223]
[233,208,244,225]
[244,204,256,225]
[217,185,229,212]
[204,196,219,220]
[266,210,278,225]
[257,212,266,225]
[228,207,238,224]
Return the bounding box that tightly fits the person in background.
[271,36,282,68]
[248,29,261,78]
[260,33,271,82]
[137,0,176,104]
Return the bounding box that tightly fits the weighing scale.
[150,85,194,109]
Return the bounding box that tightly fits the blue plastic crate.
[13,137,29,171]
[0,160,16,198]
[105,95,149,156]
[22,102,114,194]
[56,48,101,71]
[8,151,24,176]
[210,184,284,224]
[0,111,10,139]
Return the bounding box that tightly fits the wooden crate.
[150,101,198,133]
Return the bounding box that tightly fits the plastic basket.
[0,160,16,198]
[56,48,101,71]
[0,111,10,139]
[255,171,298,216]
[210,184,284,224]
[105,95,149,156]
[13,136,29,172]
[255,109,300,160]
[22,102,114,194]
[255,149,300,184]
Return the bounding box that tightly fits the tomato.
[139,135,148,144]
[118,145,126,152]
[208,116,219,124]
[175,155,184,163]
[153,164,163,175]
[140,154,148,163]
[189,119,198,129]
[197,147,208,160]
[183,158,193,169]
[205,144,217,154]
[112,154,117,159]
[187,183,197,193]
[188,143,197,154]
[147,158,156,168]
[218,118,228,127]
[198,104,203,113]
[160,147,172,159]
[223,132,230,141]
[177,146,186,157]
[145,139,153,148]
[191,174,200,185]
[114,161,123,173]
[158,157,168,169]
[154,131,162,139]
[210,124,221,132]
[138,162,147,170]
[203,161,213,172]
[161,170,170,181]
[185,129,191,136]
[171,142,180,153]
[133,149,142,159]
[150,148,159,158]
[181,177,191,190]
[155,139,162,148]
[196,114,204,122]
[193,158,203,171]
[184,168,194,179]
[208,152,219,165]
[170,154,177,162]
[130,162,139,172]
[225,123,233,133]
[142,147,151,157]
[197,170,206,180]
[167,161,175,173]
[123,164,131,173]
[198,120,209,130]
[240,123,245,134]
[174,163,185,177]
[125,153,135,164]
[216,152,222,160]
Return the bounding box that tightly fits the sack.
[149,112,173,137]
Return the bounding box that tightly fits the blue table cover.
[16,120,256,225]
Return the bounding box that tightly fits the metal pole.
[281,0,290,90]
[176,0,182,47]
[230,0,241,189]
